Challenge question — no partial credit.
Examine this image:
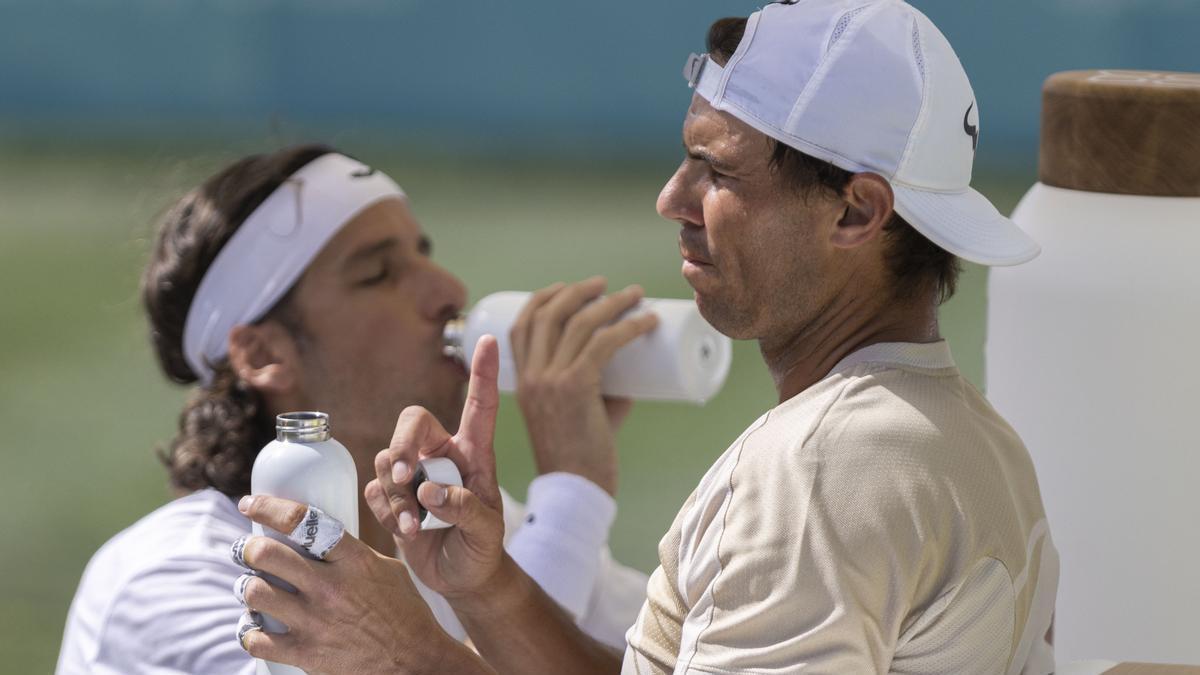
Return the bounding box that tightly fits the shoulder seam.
[679,409,775,672]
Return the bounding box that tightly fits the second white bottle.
[444,291,732,404]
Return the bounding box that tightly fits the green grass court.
[0,145,1029,672]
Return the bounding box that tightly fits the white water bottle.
[443,291,732,404]
[250,412,359,675]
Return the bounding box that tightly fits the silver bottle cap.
[276,411,331,443]
[442,316,466,363]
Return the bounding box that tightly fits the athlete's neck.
[761,288,940,404]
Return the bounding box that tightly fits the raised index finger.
[456,335,500,456]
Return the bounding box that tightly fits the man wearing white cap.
[56,145,655,673]
[231,1,1059,672]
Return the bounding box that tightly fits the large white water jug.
[987,70,1200,664]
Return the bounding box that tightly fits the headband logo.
[351,166,377,178]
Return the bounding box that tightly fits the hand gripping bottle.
[443,291,732,404]
[250,412,358,675]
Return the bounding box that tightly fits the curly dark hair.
[706,17,961,304]
[141,143,334,497]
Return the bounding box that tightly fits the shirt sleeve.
[87,556,256,675]
[665,420,936,674]
[506,472,617,621]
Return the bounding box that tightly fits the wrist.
[412,631,495,675]
[533,460,617,496]
[445,554,533,621]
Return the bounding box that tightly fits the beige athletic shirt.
[623,341,1058,674]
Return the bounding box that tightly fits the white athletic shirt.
[57,474,645,674]
[623,341,1058,674]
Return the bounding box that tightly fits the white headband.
[183,152,405,385]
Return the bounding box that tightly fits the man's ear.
[832,172,895,250]
[227,322,301,395]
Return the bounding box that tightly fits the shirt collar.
[829,340,956,376]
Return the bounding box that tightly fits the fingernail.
[428,485,448,507]
[392,461,409,484]
[238,495,255,513]
[399,510,415,534]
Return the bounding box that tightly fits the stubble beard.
[426,383,466,436]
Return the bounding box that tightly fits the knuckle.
[242,576,268,607]
[242,537,273,567]
[373,451,391,475]
[531,303,557,324]
[549,371,583,393]
[565,367,596,389]
[557,322,586,347]
[242,629,269,658]
[603,321,637,343]
[519,373,546,394]
[364,479,382,502]
[585,326,617,350]
[399,404,429,421]
[283,503,309,529]
[387,487,408,511]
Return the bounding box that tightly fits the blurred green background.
[2,0,1195,671]
[0,144,1025,671]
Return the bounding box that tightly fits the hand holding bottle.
[234,495,491,675]
[510,277,660,496]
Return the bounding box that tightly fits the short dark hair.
[141,143,334,497]
[706,17,961,303]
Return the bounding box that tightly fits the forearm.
[450,554,623,675]
[417,636,498,675]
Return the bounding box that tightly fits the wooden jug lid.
[1039,70,1200,197]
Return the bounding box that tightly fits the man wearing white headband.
[56,145,654,673]
[229,1,1059,673]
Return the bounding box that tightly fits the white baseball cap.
[684,0,1040,266]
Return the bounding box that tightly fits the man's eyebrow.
[684,143,738,173]
[342,237,399,270]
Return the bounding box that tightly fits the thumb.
[417,482,501,538]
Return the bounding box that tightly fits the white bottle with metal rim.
[250,412,359,675]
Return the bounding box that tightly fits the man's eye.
[709,166,732,181]
[359,264,390,286]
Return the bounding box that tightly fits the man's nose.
[422,264,468,323]
[657,164,703,228]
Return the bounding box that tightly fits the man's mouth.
[441,351,470,380]
[679,230,713,268]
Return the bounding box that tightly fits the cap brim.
[892,184,1040,266]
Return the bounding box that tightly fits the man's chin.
[694,292,756,341]
[429,389,467,435]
